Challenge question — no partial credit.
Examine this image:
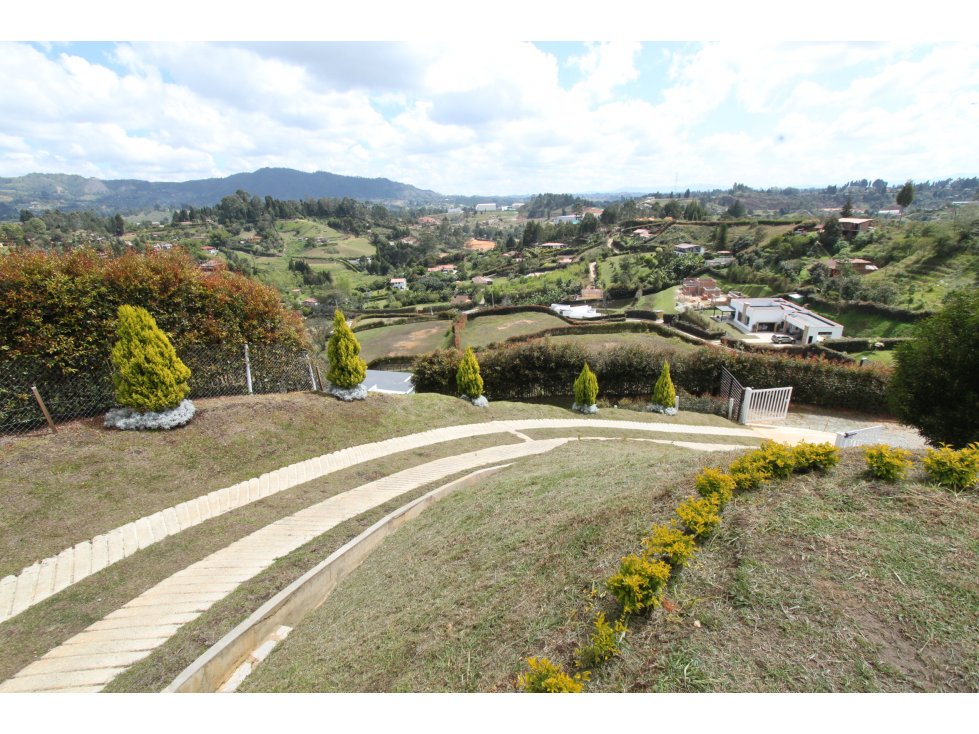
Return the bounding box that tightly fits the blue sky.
[1,8,976,195]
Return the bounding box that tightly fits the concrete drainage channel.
[165,464,513,693]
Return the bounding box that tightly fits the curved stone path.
[0,418,835,693]
[1,418,811,626]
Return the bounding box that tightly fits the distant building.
[471,276,494,286]
[557,256,575,265]
[537,242,565,249]
[827,258,878,276]
[682,277,722,299]
[389,277,408,290]
[426,264,458,273]
[475,203,497,212]
[451,294,473,306]
[579,286,604,301]
[418,216,441,225]
[550,215,579,224]
[551,303,601,319]
[839,218,874,238]
[302,297,319,306]
[465,239,496,252]
[877,208,902,217]
[730,297,844,344]
[674,243,705,256]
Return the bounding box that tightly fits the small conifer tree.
[652,360,676,409]
[327,309,367,388]
[456,347,484,399]
[111,305,191,413]
[573,362,599,406]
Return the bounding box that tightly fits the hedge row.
[720,337,857,364]
[801,293,933,322]
[352,317,442,333]
[412,341,892,413]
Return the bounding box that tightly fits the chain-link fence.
[0,344,327,437]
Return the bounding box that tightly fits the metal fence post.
[305,353,317,391]
[244,343,253,395]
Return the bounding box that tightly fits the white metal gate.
[742,386,793,424]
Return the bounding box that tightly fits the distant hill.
[0,168,445,217]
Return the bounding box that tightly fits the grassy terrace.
[460,312,569,349]
[0,392,751,689]
[354,320,452,362]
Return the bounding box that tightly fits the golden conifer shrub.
[110,305,191,413]
[326,309,367,389]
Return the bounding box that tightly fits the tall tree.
[841,196,854,218]
[888,289,979,447]
[896,181,915,208]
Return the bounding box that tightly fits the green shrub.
[326,309,367,388]
[573,362,599,406]
[641,523,698,567]
[651,359,676,408]
[727,452,773,491]
[752,440,797,479]
[518,657,589,693]
[863,444,914,481]
[694,468,736,507]
[674,495,723,539]
[606,553,672,614]
[792,442,841,472]
[456,346,484,399]
[576,613,628,670]
[110,305,191,413]
[922,443,979,490]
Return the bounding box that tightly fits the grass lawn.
[241,449,979,692]
[354,320,452,363]
[460,312,569,349]
[634,286,679,313]
[852,350,896,366]
[813,308,917,338]
[528,331,699,354]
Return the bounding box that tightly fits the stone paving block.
[90,534,110,575]
[0,667,128,692]
[10,563,41,616]
[134,517,155,549]
[196,495,214,522]
[163,507,181,535]
[174,502,193,531]
[87,611,202,631]
[48,636,171,657]
[126,589,229,608]
[188,497,204,525]
[72,540,92,581]
[34,556,58,601]
[219,661,253,692]
[52,547,75,594]
[121,522,139,556]
[105,528,126,566]
[217,487,231,513]
[257,474,269,499]
[148,512,168,542]
[0,575,17,619]
[208,491,223,516]
[17,649,151,676]
[63,623,184,643]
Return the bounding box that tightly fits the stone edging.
[165,463,513,693]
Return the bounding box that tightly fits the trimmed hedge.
[412,340,892,413]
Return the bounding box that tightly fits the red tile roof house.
[682,277,720,297]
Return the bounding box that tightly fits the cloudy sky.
[2,5,976,195]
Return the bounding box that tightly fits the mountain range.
[0,168,448,217]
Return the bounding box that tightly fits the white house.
[475,203,497,212]
[551,303,601,319]
[389,277,407,290]
[674,243,705,256]
[730,297,844,344]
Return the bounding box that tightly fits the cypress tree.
[652,360,677,409]
[111,305,191,413]
[573,362,599,406]
[326,309,367,389]
[456,347,484,399]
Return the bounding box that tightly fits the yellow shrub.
[518,657,589,693]
[674,495,722,539]
[922,443,979,490]
[606,553,672,614]
[642,522,698,567]
[728,452,773,491]
[792,442,840,472]
[752,440,797,479]
[694,468,736,506]
[863,444,914,482]
[576,612,628,670]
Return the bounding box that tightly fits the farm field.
[459,312,569,348]
[354,320,451,362]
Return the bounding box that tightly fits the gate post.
[739,387,753,425]
[727,398,735,422]
[244,343,254,395]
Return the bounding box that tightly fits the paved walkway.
[2,418,816,626]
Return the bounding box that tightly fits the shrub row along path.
[0,419,834,692]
